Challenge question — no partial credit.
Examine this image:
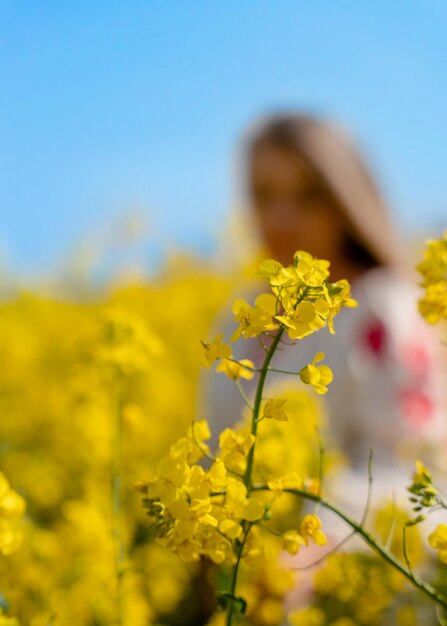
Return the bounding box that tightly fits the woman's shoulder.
[353,266,419,311]
[349,266,426,338]
[345,266,442,391]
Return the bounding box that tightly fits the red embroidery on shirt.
[401,342,431,382]
[362,320,387,357]
[397,387,434,428]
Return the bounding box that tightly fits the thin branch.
[256,335,269,353]
[384,492,398,552]
[227,356,298,377]
[243,327,285,491]
[191,419,216,463]
[294,450,373,571]
[360,449,374,527]
[225,524,252,626]
[251,483,447,611]
[292,529,356,571]
[267,366,299,375]
[402,525,413,576]
[235,380,254,413]
[312,430,325,515]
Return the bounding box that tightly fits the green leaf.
[217,592,247,615]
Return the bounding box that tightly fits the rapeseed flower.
[263,398,288,421]
[231,294,278,340]
[0,473,25,556]
[428,524,447,563]
[299,352,333,394]
[201,333,232,367]
[282,530,305,555]
[216,358,255,380]
[299,513,327,546]
[418,231,447,325]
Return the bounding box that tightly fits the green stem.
[225,287,309,626]
[251,484,447,611]
[225,526,251,626]
[228,357,298,377]
[235,379,254,413]
[243,328,284,491]
[225,328,284,626]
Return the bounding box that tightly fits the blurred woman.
[203,113,446,518]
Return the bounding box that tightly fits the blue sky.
[1,1,446,273]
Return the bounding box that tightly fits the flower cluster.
[202,334,255,381]
[4,233,447,626]
[299,552,406,626]
[137,420,326,567]
[406,460,447,568]
[203,252,356,400]
[0,611,20,626]
[0,473,25,556]
[288,503,425,626]
[0,474,25,626]
[0,267,231,625]
[407,461,440,519]
[428,525,447,564]
[259,252,357,337]
[415,234,447,572]
[417,230,447,326]
[136,250,358,624]
[282,514,327,556]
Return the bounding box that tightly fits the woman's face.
[249,143,346,266]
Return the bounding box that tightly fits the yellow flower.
[267,473,303,497]
[283,530,305,555]
[201,334,232,367]
[428,524,447,563]
[185,419,212,463]
[219,429,255,474]
[219,518,243,540]
[147,454,190,506]
[0,473,26,519]
[266,252,330,289]
[417,231,447,325]
[257,259,284,281]
[0,473,26,556]
[299,513,327,546]
[223,480,265,521]
[231,293,278,340]
[215,358,255,380]
[304,477,321,495]
[240,525,276,567]
[260,250,356,341]
[289,607,325,626]
[206,458,228,490]
[412,460,432,486]
[263,398,288,421]
[276,300,317,340]
[0,611,20,626]
[243,497,265,522]
[293,251,331,287]
[407,459,438,514]
[418,231,447,283]
[314,280,357,334]
[299,352,333,394]
[419,283,447,324]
